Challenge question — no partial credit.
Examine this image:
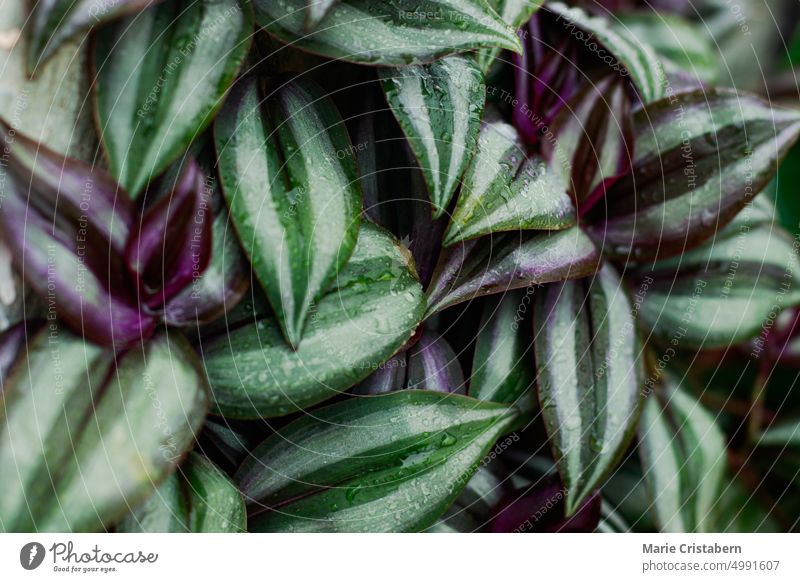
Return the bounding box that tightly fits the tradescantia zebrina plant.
[2,0,800,534]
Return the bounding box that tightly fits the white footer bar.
[0,533,796,581]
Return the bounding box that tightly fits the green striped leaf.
[619,12,718,84]
[759,420,800,448]
[593,89,800,261]
[379,55,485,219]
[534,264,644,515]
[477,0,544,73]
[546,2,665,104]
[252,0,522,66]
[203,222,426,419]
[0,329,209,532]
[444,119,575,246]
[215,77,362,347]
[118,453,246,532]
[237,391,519,532]
[26,0,160,73]
[639,375,727,532]
[634,216,800,349]
[1,0,97,160]
[427,226,600,316]
[470,290,536,408]
[93,0,253,196]
[305,0,340,29]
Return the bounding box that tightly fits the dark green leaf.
[252,0,522,66]
[203,222,426,418]
[638,374,727,532]
[534,264,644,515]
[470,290,535,407]
[601,461,656,532]
[93,0,253,196]
[769,145,800,236]
[444,119,575,246]
[713,477,780,533]
[598,500,632,533]
[27,0,160,73]
[0,329,208,532]
[592,89,800,261]
[236,391,519,532]
[118,453,246,532]
[477,0,544,73]
[201,420,256,470]
[379,55,485,218]
[215,77,362,347]
[427,226,600,316]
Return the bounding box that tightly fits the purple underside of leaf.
[406,329,465,394]
[162,189,250,328]
[354,329,464,395]
[426,227,600,316]
[2,124,135,253]
[512,14,581,145]
[587,88,800,261]
[0,191,155,348]
[543,75,634,214]
[489,475,601,532]
[0,125,155,348]
[0,320,40,390]
[126,159,213,309]
[353,352,408,395]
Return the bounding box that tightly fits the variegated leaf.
[591,89,800,261]
[215,77,362,347]
[203,222,426,418]
[427,226,600,315]
[118,454,246,532]
[379,56,485,218]
[634,216,800,348]
[444,119,575,246]
[252,0,522,66]
[94,0,253,196]
[546,2,666,104]
[470,290,536,408]
[534,264,644,515]
[639,374,727,532]
[477,0,544,73]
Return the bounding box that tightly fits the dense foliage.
[2,0,800,532]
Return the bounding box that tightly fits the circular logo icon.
[20,542,46,570]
